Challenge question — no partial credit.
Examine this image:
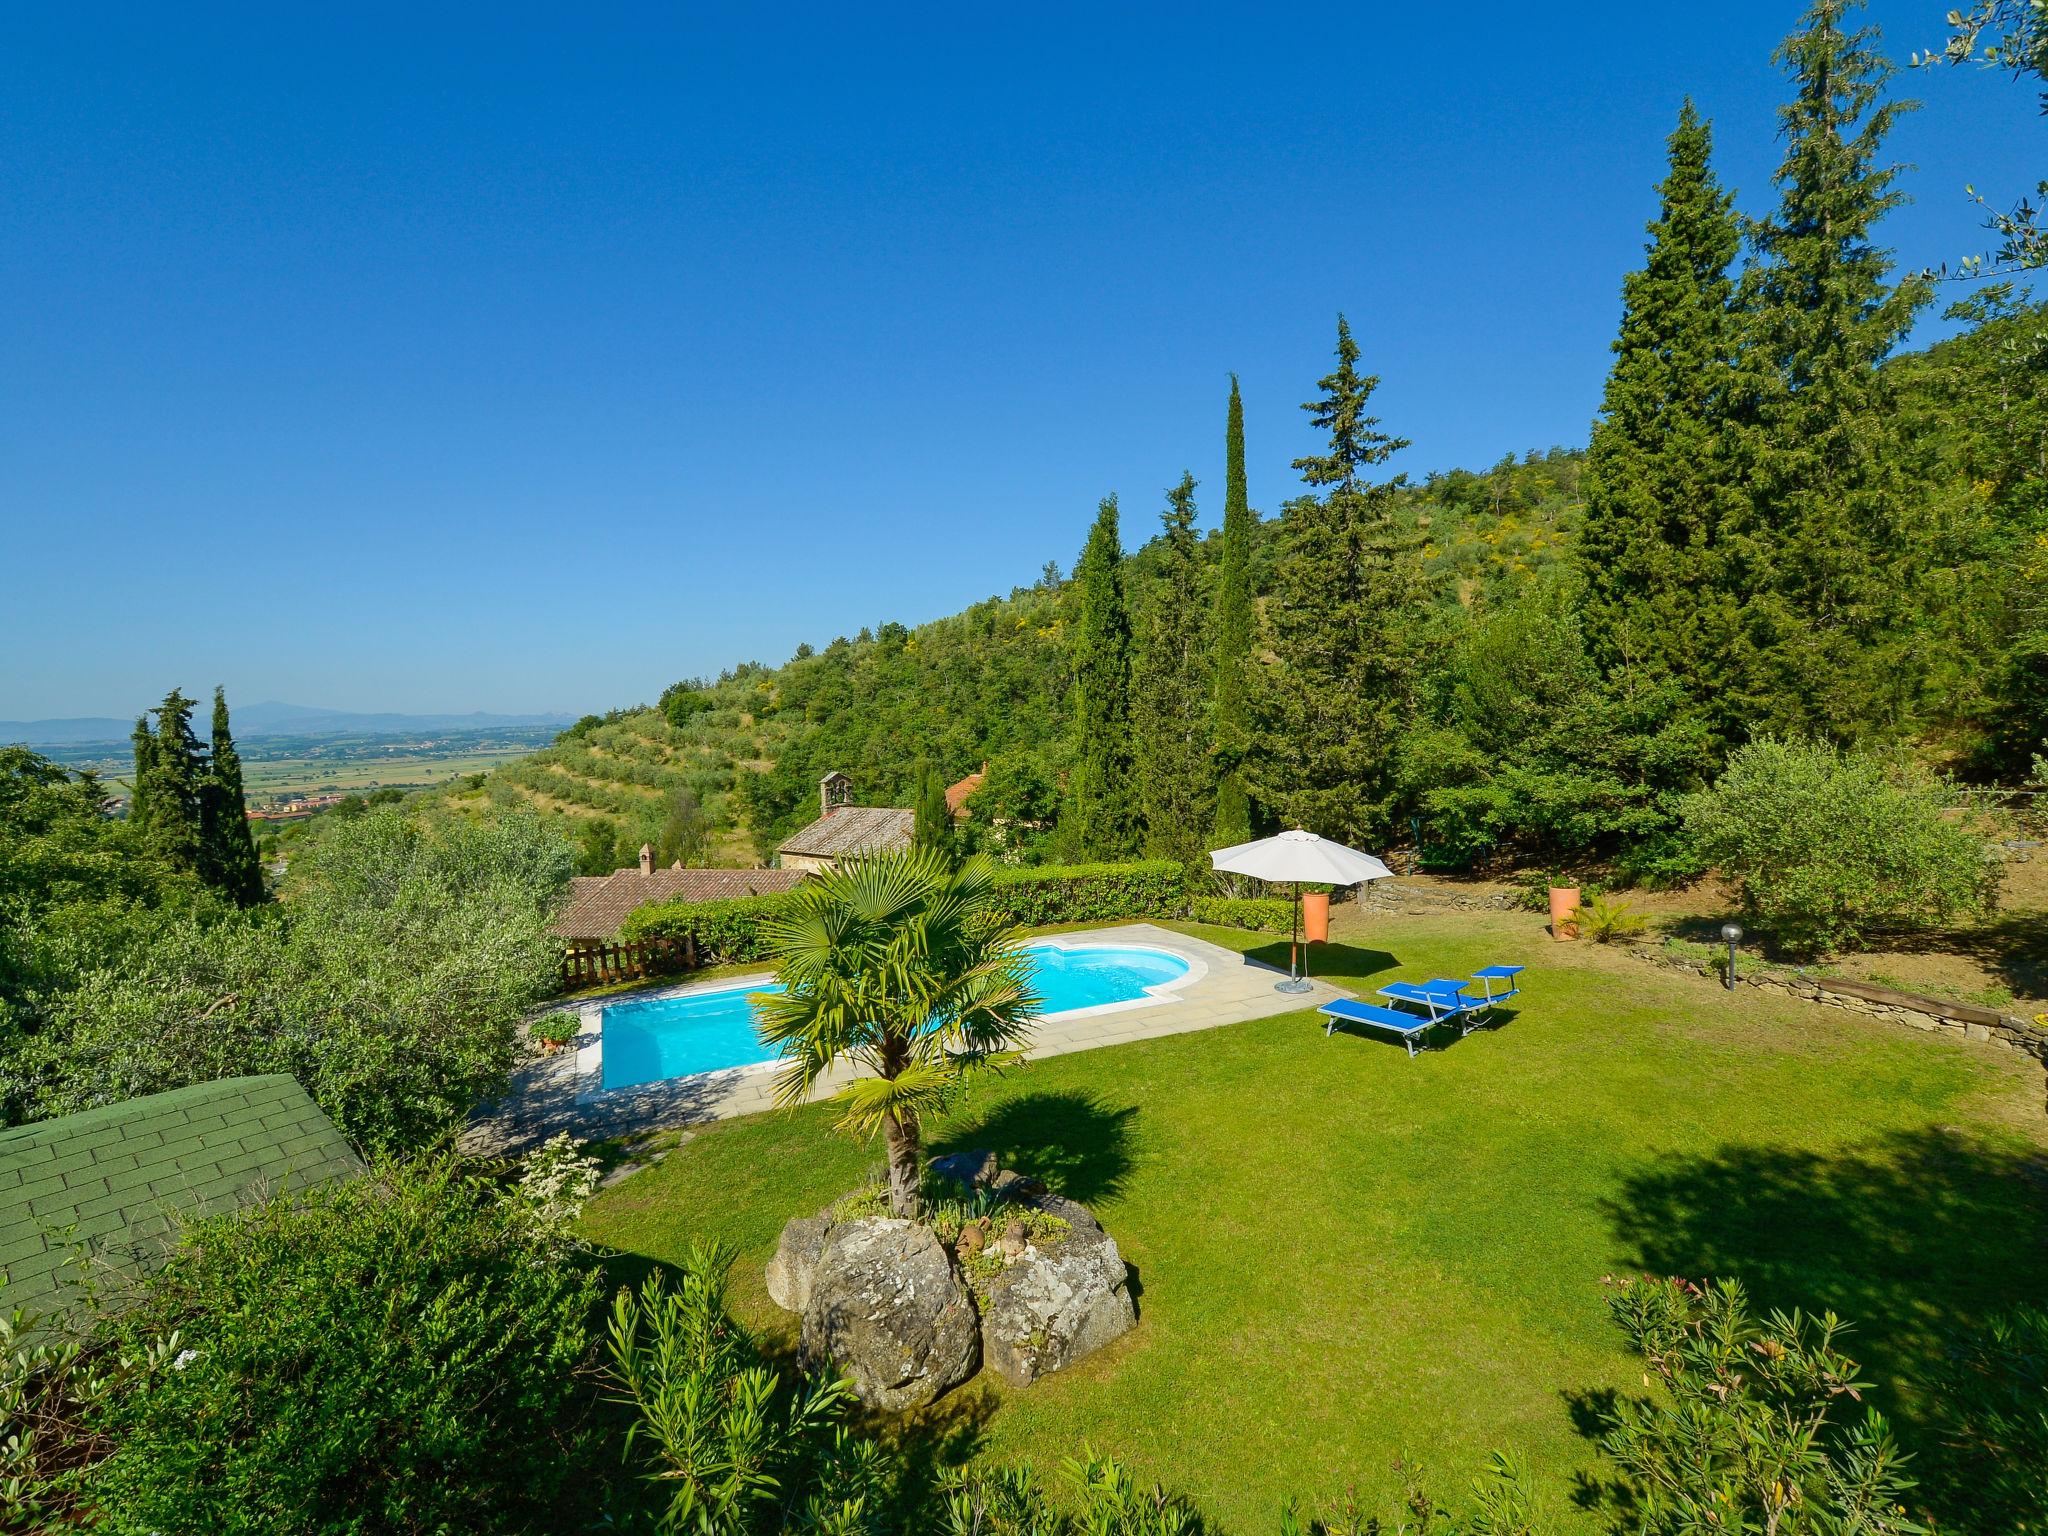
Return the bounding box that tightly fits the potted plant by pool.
[532,1010,579,1054]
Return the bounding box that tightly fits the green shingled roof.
[0,1074,363,1322]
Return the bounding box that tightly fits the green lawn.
[579,912,2048,1531]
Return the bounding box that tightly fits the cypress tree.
[1579,101,1747,741]
[1252,316,1420,846]
[204,687,266,904]
[912,760,955,859]
[1062,494,1139,859]
[1736,0,1928,741]
[128,714,157,840]
[143,689,206,875]
[1134,472,1214,867]
[1211,376,1256,848]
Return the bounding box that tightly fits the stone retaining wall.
[1632,944,2048,1074]
[1363,881,1521,915]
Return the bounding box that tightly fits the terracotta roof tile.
[551,866,808,941]
[944,767,987,816]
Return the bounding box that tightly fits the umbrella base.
[1274,978,1315,994]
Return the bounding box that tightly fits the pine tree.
[140,689,206,875]
[1579,101,1747,742]
[202,687,266,905]
[1062,495,1139,859]
[1211,376,1256,848]
[912,760,956,860]
[1251,316,1420,846]
[1736,0,1929,741]
[1135,472,1214,866]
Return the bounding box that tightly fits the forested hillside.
[461,268,2038,881]
[453,9,2045,881]
[444,445,1590,871]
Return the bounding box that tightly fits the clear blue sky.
[1,2,2035,719]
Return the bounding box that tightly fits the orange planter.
[1549,886,1580,941]
[1302,891,1330,943]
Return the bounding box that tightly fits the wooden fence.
[560,934,697,989]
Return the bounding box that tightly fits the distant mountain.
[0,703,576,748]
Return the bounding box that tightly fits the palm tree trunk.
[882,1108,922,1218]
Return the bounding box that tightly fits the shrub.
[531,1008,580,1046]
[1609,830,1709,890]
[67,1156,608,1534]
[984,860,1186,927]
[1571,894,1646,944]
[1510,870,1604,912]
[5,808,571,1152]
[1189,895,1295,934]
[3,1280,111,1527]
[605,1243,889,1533]
[1682,737,2001,956]
[619,889,803,963]
[1592,1276,1919,1535]
[623,860,1187,963]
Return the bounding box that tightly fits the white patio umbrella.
[1209,830,1394,992]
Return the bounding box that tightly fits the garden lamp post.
[1720,922,1743,990]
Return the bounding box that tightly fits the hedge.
[618,890,801,965]
[616,860,1188,965]
[1188,895,1295,934]
[984,859,1186,927]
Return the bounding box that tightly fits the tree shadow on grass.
[1861,910,2048,1005]
[1241,939,1397,988]
[929,1088,1139,1207]
[1599,1126,2048,1481]
[867,1382,1003,1507]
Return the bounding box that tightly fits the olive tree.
[1681,737,1999,955]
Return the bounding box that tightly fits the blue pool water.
[599,942,1191,1090]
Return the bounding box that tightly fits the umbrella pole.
[1277,878,1312,993]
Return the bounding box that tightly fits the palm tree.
[756,848,1039,1217]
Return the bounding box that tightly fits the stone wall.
[1632,944,2048,1081]
[1362,880,1521,915]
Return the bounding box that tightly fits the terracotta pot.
[1301,890,1330,944]
[1548,886,1580,941]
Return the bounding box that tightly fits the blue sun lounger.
[1378,980,1481,1025]
[1319,965,1528,1058]
[1467,964,1524,1016]
[1317,997,1447,1057]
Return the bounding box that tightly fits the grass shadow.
[1600,1125,2048,1488]
[867,1381,1003,1506]
[1242,939,1397,988]
[930,1088,1139,1207]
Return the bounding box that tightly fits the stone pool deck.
[462,923,1348,1155]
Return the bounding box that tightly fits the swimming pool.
[595,941,1193,1090]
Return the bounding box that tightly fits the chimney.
[638,843,654,875]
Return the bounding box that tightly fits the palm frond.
[833,1058,960,1134]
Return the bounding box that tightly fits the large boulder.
[766,1213,834,1313]
[978,1197,1136,1388]
[801,1217,980,1412]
